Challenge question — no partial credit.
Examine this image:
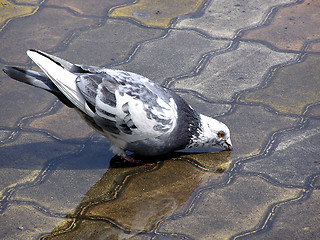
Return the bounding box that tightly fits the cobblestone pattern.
[0,0,319,239]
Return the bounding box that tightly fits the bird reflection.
[45,150,231,239]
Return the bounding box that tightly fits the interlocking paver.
[245,190,320,240]
[46,0,128,17]
[14,0,41,4]
[0,7,96,64]
[0,205,63,240]
[307,41,320,52]
[175,0,296,38]
[0,80,54,128]
[306,104,320,118]
[243,0,320,52]
[157,176,300,240]
[117,29,229,85]
[29,106,93,140]
[108,0,205,28]
[243,119,320,186]
[57,19,164,67]
[45,220,129,240]
[0,133,76,197]
[0,0,38,31]
[0,0,319,239]
[13,140,111,214]
[42,155,229,238]
[240,54,320,115]
[173,42,297,102]
[176,92,231,117]
[85,159,223,231]
[221,105,297,160]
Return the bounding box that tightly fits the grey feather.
[3,66,75,108]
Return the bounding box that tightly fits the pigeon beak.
[223,140,233,151]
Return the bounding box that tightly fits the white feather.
[26,50,88,114]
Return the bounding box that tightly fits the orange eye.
[217,131,225,138]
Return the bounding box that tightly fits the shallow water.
[0,0,320,239]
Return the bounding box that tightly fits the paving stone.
[14,140,111,214]
[57,19,164,67]
[245,190,320,240]
[220,105,297,160]
[176,150,231,171]
[29,106,93,140]
[117,29,229,85]
[243,0,320,52]
[0,7,96,64]
[177,92,231,117]
[305,104,320,119]
[46,0,128,17]
[173,42,297,102]
[40,154,230,238]
[157,176,300,240]
[43,219,134,240]
[315,176,320,188]
[84,158,227,232]
[307,41,320,52]
[1,0,319,238]
[0,79,55,128]
[175,0,295,38]
[14,0,40,4]
[0,205,63,240]
[0,132,78,196]
[0,0,38,31]
[0,129,11,142]
[108,0,205,28]
[243,119,320,187]
[240,54,320,115]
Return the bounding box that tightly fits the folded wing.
[76,69,178,143]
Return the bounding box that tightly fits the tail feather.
[3,66,75,108]
[26,49,86,112]
[3,66,55,91]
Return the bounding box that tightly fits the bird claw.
[123,155,153,166]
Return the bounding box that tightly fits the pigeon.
[3,49,232,164]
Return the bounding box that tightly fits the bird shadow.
[110,147,231,172]
[0,137,230,171]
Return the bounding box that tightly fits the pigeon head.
[188,114,232,151]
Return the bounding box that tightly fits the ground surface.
[0,0,319,239]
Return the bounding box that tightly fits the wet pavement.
[0,0,319,239]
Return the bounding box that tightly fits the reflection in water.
[42,150,231,239]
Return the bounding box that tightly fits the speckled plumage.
[3,49,232,162]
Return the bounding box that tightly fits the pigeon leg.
[123,155,152,166]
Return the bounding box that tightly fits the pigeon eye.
[217,131,225,138]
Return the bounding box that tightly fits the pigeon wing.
[76,69,178,143]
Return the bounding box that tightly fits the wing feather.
[76,69,178,143]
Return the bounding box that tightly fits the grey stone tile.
[216,105,297,160]
[172,42,298,102]
[177,92,231,117]
[243,119,320,186]
[57,19,164,67]
[0,205,63,240]
[13,141,111,214]
[245,190,320,240]
[157,176,300,240]
[0,8,97,64]
[116,29,230,85]
[0,79,55,128]
[175,0,296,38]
[0,132,78,194]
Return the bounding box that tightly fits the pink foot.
[123,155,152,166]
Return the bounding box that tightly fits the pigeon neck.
[187,114,222,148]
